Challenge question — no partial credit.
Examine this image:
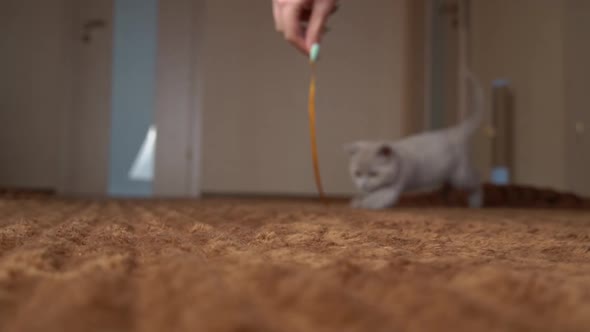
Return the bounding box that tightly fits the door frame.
[424,0,471,131]
[57,0,75,195]
[185,0,205,197]
[59,0,204,197]
[153,0,204,197]
[401,0,429,136]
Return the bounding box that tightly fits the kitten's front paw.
[468,189,484,208]
[357,196,391,210]
[350,196,363,208]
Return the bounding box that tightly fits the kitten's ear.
[377,144,394,158]
[343,142,359,156]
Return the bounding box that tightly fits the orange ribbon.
[308,63,326,201]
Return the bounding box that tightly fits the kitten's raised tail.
[459,69,485,138]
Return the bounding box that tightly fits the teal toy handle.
[310,43,320,63]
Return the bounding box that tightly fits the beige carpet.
[0,197,589,332]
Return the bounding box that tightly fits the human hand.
[272,0,339,55]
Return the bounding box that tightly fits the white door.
[62,0,114,195]
[0,0,69,191]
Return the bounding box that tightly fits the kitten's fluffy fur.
[345,70,484,210]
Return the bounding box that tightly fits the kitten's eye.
[368,171,378,178]
[355,171,362,177]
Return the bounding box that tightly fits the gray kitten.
[345,70,484,210]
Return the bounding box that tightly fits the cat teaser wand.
[308,43,326,200]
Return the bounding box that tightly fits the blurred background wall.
[1,0,589,197]
[199,0,408,196]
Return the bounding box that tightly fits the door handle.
[575,122,585,135]
[81,19,107,43]
[484,125,496,138]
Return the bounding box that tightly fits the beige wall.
[0,0,70,190]
[563,0,590,196]
[200,0,408,195]
[470,0,567,190]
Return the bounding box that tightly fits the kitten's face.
[345,142,399,193]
